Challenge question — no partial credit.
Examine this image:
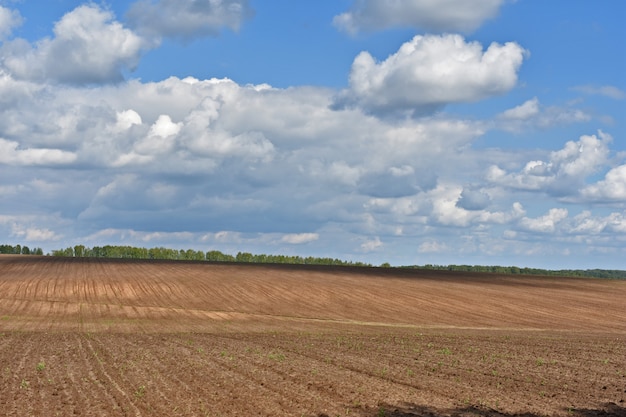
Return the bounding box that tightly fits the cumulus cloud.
[519,208,568,233]
[1,5,146,84]
[581,165,626,203]
[133,115,182,155]
[360,237,383,252]
[1,59,623,264]
[11,225,60,242]
[115,109,143,131]
[497,97,590,132]
[0,214,65,244]
[281,233,319,244]
[427,183,525,227]
[0,138,77,166]
[499,97,540,120]
[565,211,621,235]
[334,34,526,117]
[334,0,503,35]
[487,131,612,197]
[0,6,22,39]
[126,0,253,41]
[417,240,448,253]
[181,97,276,161]
[457,187,492,211]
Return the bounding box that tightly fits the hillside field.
[0,255,625,416]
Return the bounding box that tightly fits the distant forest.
[2,243,625,279]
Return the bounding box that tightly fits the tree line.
[0,244,44,255]
[49,244,372,267]
[2,242,625,279]
[405,264,626,280]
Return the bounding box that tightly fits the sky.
[0,0,625,269]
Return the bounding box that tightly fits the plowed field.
[0,255,625,416]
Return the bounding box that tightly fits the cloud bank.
[0,1,623,269]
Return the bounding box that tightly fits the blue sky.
[0,1,625,269]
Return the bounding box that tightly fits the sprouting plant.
[268,352,285,362]
[439,347,452,355]
[135,385,146,398]
[536,358,544,366]
[36,361,46,372]
[20,379,30,389]
[219,350,234,360]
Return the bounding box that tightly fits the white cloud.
[520,209,626,238]
[149,114,182,138]
[281,233,319,244]
[417,240,448,253]
[361,237,382,252]
[572,85,625,100]
[115,109,143,131]
[0,138,77,166]
[181,97,276,161]
[1,5,146,84]
[500,97,540,120]
[497,97,590,132]
[487,131,612,196]
[11,225,60,242]
[0,214,66,244]
[457,187,492,210]
[427,183,525,227]
[133,114,182,155]
[0,6,22,39]
[335,34,526,117]
[126,0,253,41]
[581,165,626,202]
[334,0,503,35]
[519,208,568,233]
[567,211,609,235]
[0,69,40,110]
[0,55,623,267]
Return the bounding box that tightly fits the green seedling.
[135,385,146,398]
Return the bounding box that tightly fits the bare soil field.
[0,255,625,416]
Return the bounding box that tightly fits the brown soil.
[0,255,625,416]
